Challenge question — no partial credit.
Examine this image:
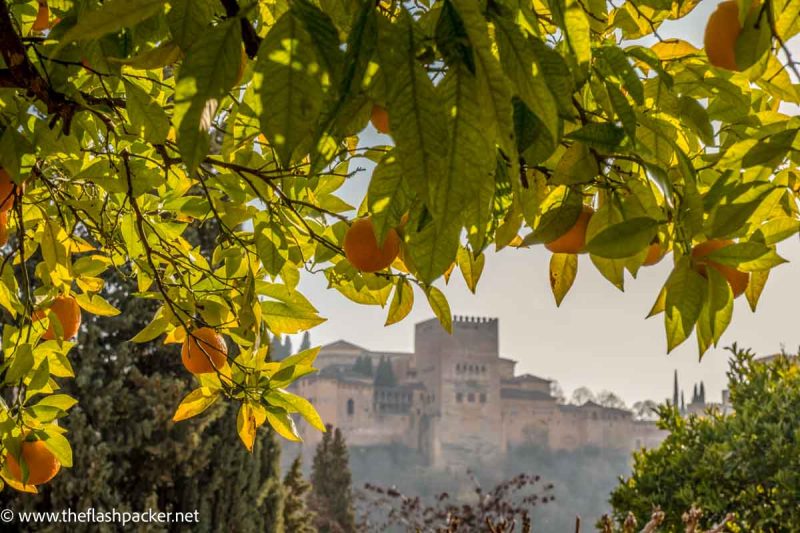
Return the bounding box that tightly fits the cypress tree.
[283,456,316,533]
[0,220,285,531]
[299,331,311,352]
[373,357,396,387]
[283,336,293,357]
[672,370,679,407]
[311,427,355,533]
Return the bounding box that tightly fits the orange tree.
[0,0,797,491]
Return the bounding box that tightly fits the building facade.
[292,316,666,468]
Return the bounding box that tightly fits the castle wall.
[298,317,667,467]
[415,317,504,467]
[501,397,559,448]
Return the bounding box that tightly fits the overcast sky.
[295,1,800,407]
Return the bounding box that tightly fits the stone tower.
[414,316,504,467]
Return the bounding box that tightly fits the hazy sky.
[296,1,800,407]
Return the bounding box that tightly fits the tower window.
[347,398,354,416]
[467,393,475,403]
[456,393,463,403]
[479,393,487,403]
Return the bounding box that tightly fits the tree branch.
[0,1,78,132]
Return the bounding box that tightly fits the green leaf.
[385,279,414,326]
[753,217,800,245]
[174,20,243,173]
[42,431,73,468]
[678,96,714,146]
[552,143,599,185]
[60,0,165,44]
[435,0,476,74]
[257,10,327,167]
[426,286,452,334]
[596,46,644,104]
[130,314,170,343]
[549,253,577,306]
[265,389,325,432]
[6,345,34,384]
[33,394,77,412]
[75,293,120,317]
[168,0,216,51]
[265,406,302,442]
[527,189,583,244]
[664,258,707,353]
[494,17,559,142]
[696,268,733,358]
[734,7,772,71]
[261,300,326,335]
[707,242,786,272]
[567,123,625,152]
[124,81,170,144]
[255,221,288,278]
[456,248,485,294]
[367,153,407,245]
[585,217,658,259]
[436,63,495,252]
[560,0,592,67]
[279,346,320,369]
[172,387,219,422]
[745,269,769,312]
[376,13,446,205]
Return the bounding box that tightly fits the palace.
[292,316,666,467]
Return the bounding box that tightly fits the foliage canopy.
[0,0,798,489]
[610,347,800,531]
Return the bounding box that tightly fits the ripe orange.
[691,239,749,298]
[182,327,228,374]
[643,242,666,266]
[32,1,49,32]
[0,168,18,213]
[35,296,82,340]
[704,0,746,71]
[370,105,390,134]
[0,211,8,247]
[6,440,61,485]
[343,217,401,273]
[545,205,594,254]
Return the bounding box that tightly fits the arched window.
[347,398,354,416]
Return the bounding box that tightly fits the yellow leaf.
[237,403,268,451]
[265,408,302,442]
[163,326,186,344]
[549,253,578,307]
[651,39,700,60]
[172,387,218,422]
[1,470,37,493]
[75,293,120,317]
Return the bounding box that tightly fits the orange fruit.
[35,296,81,340]
[0,168,18,213]
[343,217,401,273]
[691,239,749,298]
[643,242,666,266]
[181,327,228,374]
[704,0,747,71]
[545,205,594,254]
[32,2,49,32]
[6,440,61,485]
[370,105,390,134]
[0,211,8,247]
